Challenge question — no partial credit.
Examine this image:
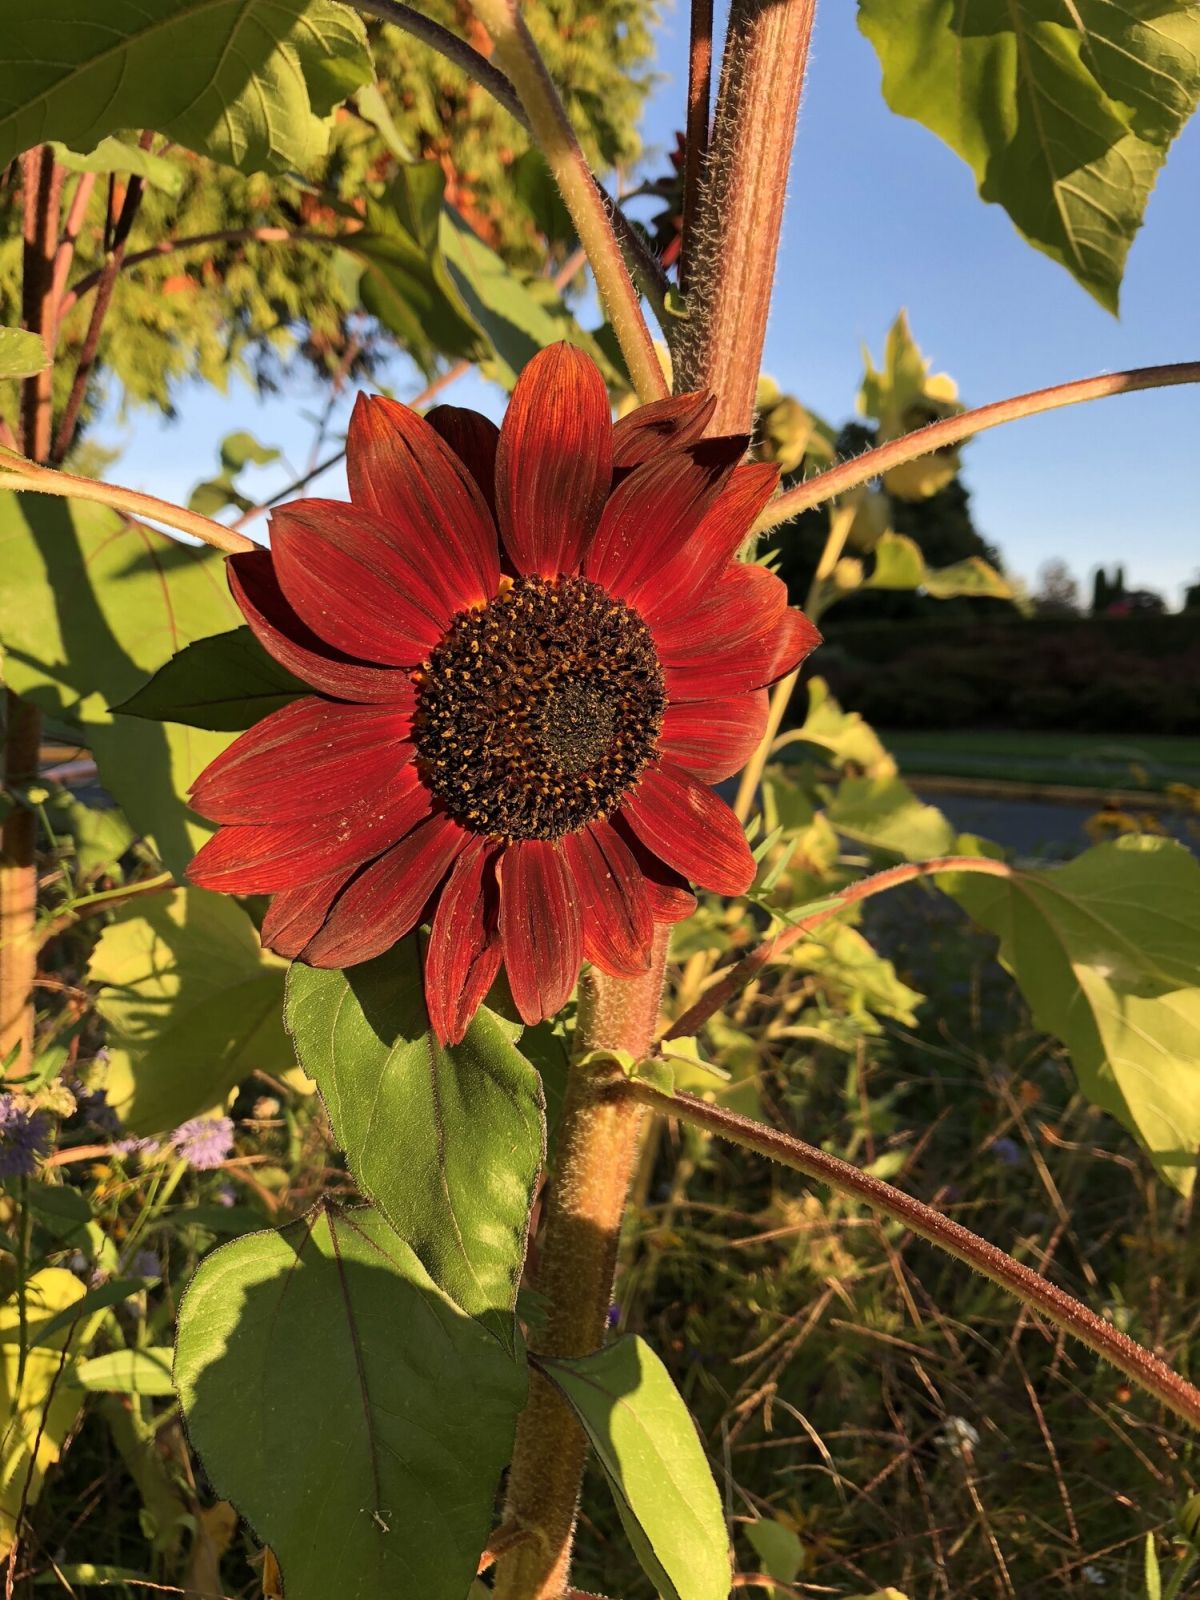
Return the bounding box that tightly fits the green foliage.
[174,1204,528,1600]
[544,1334,730,1600]
[858,0,1200,311]
[88,888,293,1134]
[825,773,957,860]
[285,939,545,1345]
[0,490,239,875]
[118,627,307,731]
[947,835,1200,1193]
[858,311,961,500]
[0,0,373,175]
[0,324,48,378]
[50,138,184,195]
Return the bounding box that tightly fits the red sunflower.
[187,345,820,1043]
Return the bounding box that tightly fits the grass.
[878,730,1200,792]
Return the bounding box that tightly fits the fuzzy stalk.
[674,0,817,430]
[616,1079,1200,1430]
[466,0,667,406]
[493,927,670,1600]
[1,148,62,1076]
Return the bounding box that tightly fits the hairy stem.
[680,0,714,294]
[0,461,254,555]
[494,928,670,1600]
[674,0,817,430]
[2,148,62,1077]
[616,1079,1200,1430]
[755,358,1200,532]
[467,0,667,405]
[664,854,1012,1042]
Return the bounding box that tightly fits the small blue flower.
[989,1135,1023,1167]
[171,1117,234,1171]
[0,1093,52,1178]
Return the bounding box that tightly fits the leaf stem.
[466,0,668,405]
[664,854,1012,1042]
[614,1078,1200,1431]
[754,358,1200,532]
[0,460,254,555]
[680,0,714,294]
[493,928,671,1600]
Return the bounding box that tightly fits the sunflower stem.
[674,0,818,431]
[613,1078,1200,1431]
[466,0,668,407]
[493,927,670,1600]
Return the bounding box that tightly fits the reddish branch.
[616,1078,1200,1431]
[664,854,1013,1042]
[679,0,714,292]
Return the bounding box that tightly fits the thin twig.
[50,170,97,323]
[616,1079,1200,1431]
[466,0,668,403]
[663,854,1012,1042]
[754,358,1200,532]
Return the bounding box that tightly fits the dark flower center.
[414,575,666,841]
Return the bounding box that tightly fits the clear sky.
[108,0,1200,605]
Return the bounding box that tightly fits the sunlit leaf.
[117,627,307,731]
[89,887,293,1134]
[0,491,240,875]
[71,1347,175,1396]
[0,0,372,175]
[827,774,956,860]
[947,835,1200,1192]
[0,327,48,380]
[50,138,183,194]
[286,938,545,1346]
[175,1205,527,1600]
[745,1519,804,1586]
[543,1334,730,1600]
[858,0,1200,311]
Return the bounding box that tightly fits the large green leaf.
[50,138,183,194]
[0,490,240,875]
[0,326,48,379]
[175,1205,527,1600]
[117,627,307,731]
[858,0,1200,311]
[0,0,371,175]
[864,531,1016,604]
[286,939,545,1345]
[947,836,1200,1192]
[543,1334,730,1600]
[88,888,293,1134]
[826,774,956,860]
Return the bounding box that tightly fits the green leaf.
[827,774,956,860]
[0,490,241,876]
[71,1347,175,1396]
[862,531,1016,605]
[0,327,48,380]
[745,1519,804,1586]
[285,938,545,1345]
[542,1334,730,1600]
[857,1,1200,312]
[50,138,183,195]
[175,1204,527,1600]
[33,1277,153,1348]
[219,430,281,472]
[0,0,372,176]
[88,888,293,1134]
[354,165,488,376]
[116,627,307,731]
[947,836,1200,1193]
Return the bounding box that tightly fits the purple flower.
[989,1135,1023,1167]
[73,1085,121,1135]
[0,1094,52,1178]
[128,1249,161,1281]
[171,1117,234,1171]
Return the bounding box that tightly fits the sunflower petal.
[633,461,780,621]
[189,698,414,824]
[346,393,500,606]
[610,391,716,469]
[424,404,500,521]
[229,551,416,704]
[563,820,654,978]
[499,838,583,1024]
[495,344,612,577]
[658,692,769,782]
[424,838,503,1045]
[612,818,697,923]
[301,812,469,968]
[622,761,755,896]
[260,869,351,959]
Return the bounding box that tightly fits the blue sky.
[109,1,1200,605]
